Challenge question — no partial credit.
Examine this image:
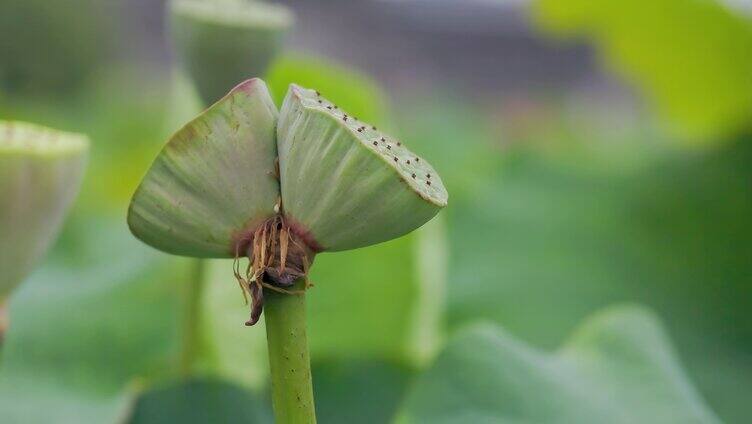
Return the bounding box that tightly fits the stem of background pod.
[180,259,207,377]
[0,300,7,347]
[264,279,316,424]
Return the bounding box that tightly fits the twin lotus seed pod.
[170,0,293,104]
[0,122,88,299]
[128,79,447,325]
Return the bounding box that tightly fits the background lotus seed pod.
[277,84,448,252]
[170,0,293,105]
[0,122,88,299]
[128,79,280,258]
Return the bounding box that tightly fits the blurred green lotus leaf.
[398,306,720,423]
[130,378,272,424]
[0,121,88,299]
[445,137,752,421]
[129,361,412,424]
[0,219,192,423]
[313,359,414,424]
[170,0,293,104]
[532,0,752,142]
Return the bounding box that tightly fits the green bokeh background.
[1,0,750,423]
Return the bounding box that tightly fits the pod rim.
[171,0,294,30]
[0,121,89,157]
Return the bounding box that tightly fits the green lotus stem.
[0,301,7,346]
[180,259,207,376]
[264,280,316,424]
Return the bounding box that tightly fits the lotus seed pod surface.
[0,122,88,298]
[128,79,280,258]
[170,0,293,104]
[277,84,448,252]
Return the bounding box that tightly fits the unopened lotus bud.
[277,84,448,251]
[170,0,293,104]
[0,122,88,298]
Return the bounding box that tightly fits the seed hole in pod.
[372,126,377,130]
[411,173,416,178]
[315,91,321,96]
[427,181,431,186]
[415,157,420,162]
[386,145,391,149]
[343,116,348,122]
[427,173,431,178]
[407,160,411,164]
[357,128,363,132]
[318,100,323,104]
[334,105,338,109]
[373,141,378,146]
[327,106,332,110]
[380,137,385,142]
[394,157,398,162]
[397,142,402,146]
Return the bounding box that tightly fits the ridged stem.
[264,280,316,424]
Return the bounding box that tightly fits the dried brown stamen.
[234,215,316,326]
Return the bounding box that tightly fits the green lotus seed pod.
[0,122,88,298]
[128,79,448,326]
[128,79,280,258]
[170,0,293,104]
[277,84,448,252]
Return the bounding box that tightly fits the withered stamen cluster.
[233,215,314,326]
